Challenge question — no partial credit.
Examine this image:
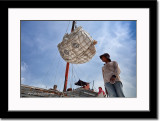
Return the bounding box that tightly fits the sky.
[21,21,136,97]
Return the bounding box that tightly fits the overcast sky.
[21,21,136,97]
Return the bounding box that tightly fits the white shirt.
[97,92,105,98]
[102,61,121,83]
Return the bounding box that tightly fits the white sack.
[57,26,96,64]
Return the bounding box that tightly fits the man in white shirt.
[100,53,125,97]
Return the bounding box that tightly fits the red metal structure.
[63,21,75,92]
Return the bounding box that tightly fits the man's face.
[101,56,108,62]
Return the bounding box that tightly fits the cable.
[71,64,74,88]
[72,65,80,80]
[41,57,55,83]
[41,21,71,89]
[41,21,66,84]
[65,21,70,34]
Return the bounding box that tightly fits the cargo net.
[57,26,96,64]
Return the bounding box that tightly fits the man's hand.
[93,40,97,45]
[110,77,115,81]
[110,75,116,84]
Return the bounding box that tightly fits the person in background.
[97,87,106,97]
[100,53,125,97]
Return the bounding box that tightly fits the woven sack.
[57,26,96,64]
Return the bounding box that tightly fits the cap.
[99,53,111,62]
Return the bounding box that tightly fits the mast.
[63,21,75,92]
[92,80,94,90]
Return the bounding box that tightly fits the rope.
[41,21,71,88]
[41,23,62,81]
[57,71,65,92]
[49,21,75,91]
[72,65,80,80]
[65,21,70,34]
[55,58,65,89]
[75,64,82,76]
[72,67,77,87]
[42,21,101,92]
[68,65,71,88]
[41,57,55,83]
[51,57,62,85]
[45,34,65,83]
[71,64,73,88]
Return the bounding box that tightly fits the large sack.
[57,26,96,64]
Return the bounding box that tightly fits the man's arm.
[110,61,121,83]
[102,68,105,80]
[113,61,121,77]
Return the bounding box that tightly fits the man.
[97,87,106,97]
[100,53,125,97]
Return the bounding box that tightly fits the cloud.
[21,21,136,97]
[75,21,137,97]
[21,62,29,85]
[31,83,47,89]
[95,21,134,55]
[21,61,28,72]
[21,77,25,82]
